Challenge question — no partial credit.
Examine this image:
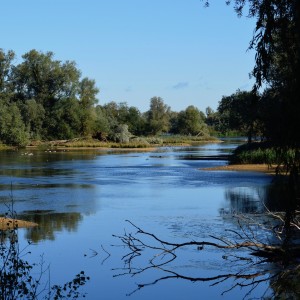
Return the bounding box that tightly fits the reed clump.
[230,142,298,165]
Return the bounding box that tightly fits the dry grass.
[0,217,38,230]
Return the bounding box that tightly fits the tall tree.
[0,49,14,93]
[101,101,121,137]
[78,77,99,136]
[93,105,110,140]
[126,106,146,136]
[205,106,220,131]
[146,97,171,135]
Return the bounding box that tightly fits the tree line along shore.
[0,48,299,172]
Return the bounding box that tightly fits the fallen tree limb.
[113,220,289,257]
[110,219,300,299]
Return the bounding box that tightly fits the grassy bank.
[23,135,219,150]
[0,143,13,150]
[159,134,219,145]
[230,142,298,166]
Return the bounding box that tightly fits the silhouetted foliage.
[217,90,261,142]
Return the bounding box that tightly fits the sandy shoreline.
[201,164,279,175]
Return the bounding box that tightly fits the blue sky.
[1,0,256,113]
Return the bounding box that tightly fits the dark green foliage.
[217,90,261,142]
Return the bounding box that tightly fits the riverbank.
[0,136,220,151]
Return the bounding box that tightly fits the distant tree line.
[0,49,211,146]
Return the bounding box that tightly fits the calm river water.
[0,140,275,299]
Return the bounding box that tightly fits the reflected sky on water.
[0,141,276,299]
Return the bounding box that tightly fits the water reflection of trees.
[222,186,266,214]
[0,150,99,165]
[19,211,83,242]
[222,180,290,215]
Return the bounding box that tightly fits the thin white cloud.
[172,82,189,89]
